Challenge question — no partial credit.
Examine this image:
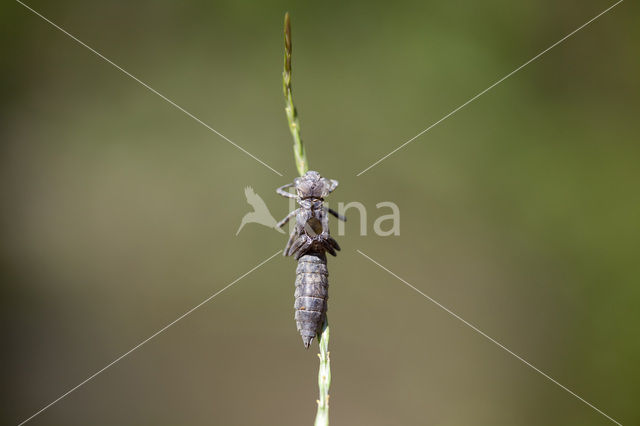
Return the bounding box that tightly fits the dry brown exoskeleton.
[276,171,345,348]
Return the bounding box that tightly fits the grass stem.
[314,319,331,426]
[283,12,308,176]
[283,13,330,426]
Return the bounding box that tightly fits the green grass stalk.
[283,12,308,176]
[282,12,331,426]
[314,319,331,426]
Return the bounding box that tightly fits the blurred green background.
[2,1,639,425]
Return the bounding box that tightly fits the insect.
[276,171,346,348]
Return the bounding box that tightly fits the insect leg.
[276,183,296,198]
[318,209,340,255]
[277,208,299,228]
[283,228,299,256]
[324,207,346,222]
[320,208,330,234]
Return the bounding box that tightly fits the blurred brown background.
[2,1,639,425]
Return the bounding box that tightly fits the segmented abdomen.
[294,252,328,348]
